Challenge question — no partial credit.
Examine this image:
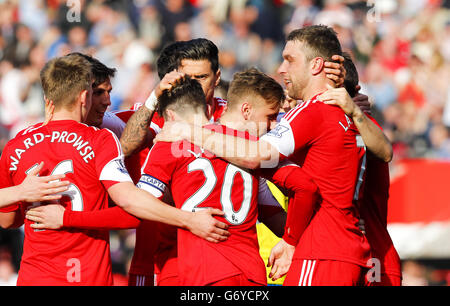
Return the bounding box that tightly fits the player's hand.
[43,99,55,126]
[324,55,346,88]
[25,204,65,230]
[318,85,362,118]
[18,162,70,202]
[187,208,230,243]
[358,218,366,235]
[353,86,372,115]
[267,239,295,281]
[155,70,186,97]
[154,120,192,144]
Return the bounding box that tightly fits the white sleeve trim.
[260,118,295,158]
[99,157,133,183]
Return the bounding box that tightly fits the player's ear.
[165,109,176,121]
[214,69,221,87]
[311,57,325,76]
[241,102,251,120]
[79,89,88,107]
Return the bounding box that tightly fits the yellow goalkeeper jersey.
[256,181,288,285]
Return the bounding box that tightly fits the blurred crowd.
[0,0,449,285]
[0,0,449,159]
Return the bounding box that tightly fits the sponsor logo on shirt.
[266,124,289,138]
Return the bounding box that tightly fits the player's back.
[141,124,266,286]
[360,153,401,280]
[2,120,127,285]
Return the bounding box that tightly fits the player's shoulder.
[111,110,135,123]
[148,140,180,159]
[205,123,258,141]
[282,98,322,123]
[14,122,45,138]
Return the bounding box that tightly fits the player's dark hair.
[156,38,219,80]
[40,53,92,110]
[156,41,187,79]
[69,52,117,88]
[343,52,359,98]
[156,76,206,119]
[227,67,285,110]
[177,38,219,73]
[287,25,342,62]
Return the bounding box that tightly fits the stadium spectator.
[0,0,449,285]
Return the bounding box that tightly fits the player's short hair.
[40,53,93,110]
[227,68,285,110]
[178,38,219,73]
[156,38,219,80]
[343,52,359,98]
[156,76,206,119]
[287,25,342,62]
[156,41,187,79]
[69,52,117,88]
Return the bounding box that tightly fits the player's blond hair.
[40,54,93,110]
[227,68,285,111]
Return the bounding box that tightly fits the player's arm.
[108,181,229,243]
[26,204,141,230]
[259,163,319,281]
[262,164,318,246]
[318,86,393,162]
[0,211,18,229]
[120,70,186,156]
[154,121,280,170]
[120,106,155,156]
[0,162,70,209]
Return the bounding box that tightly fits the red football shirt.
[111,109,159,278]
[355,117,401,277]
[0,120,132,285]
[261,95,371,267]
[138,124,266,286]
[125,97,228,282]
[360,153,401,277]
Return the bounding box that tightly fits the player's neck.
[219,111,247,131]
[206,97,215,120]
[302,77,334,102]
[183,112,209,126]
[51,109,83,123]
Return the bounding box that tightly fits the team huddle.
[0,25,401,286]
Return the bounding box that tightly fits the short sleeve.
[95,129,133,189]
[260,102,320,159]
[137,141,177,198]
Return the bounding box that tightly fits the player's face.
[278,40,310,100]
[248,97,280,137]
[179,59,220,106]
[85,78,112,127]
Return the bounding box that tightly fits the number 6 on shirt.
[26,160,83,211]
[181,158,252,225]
